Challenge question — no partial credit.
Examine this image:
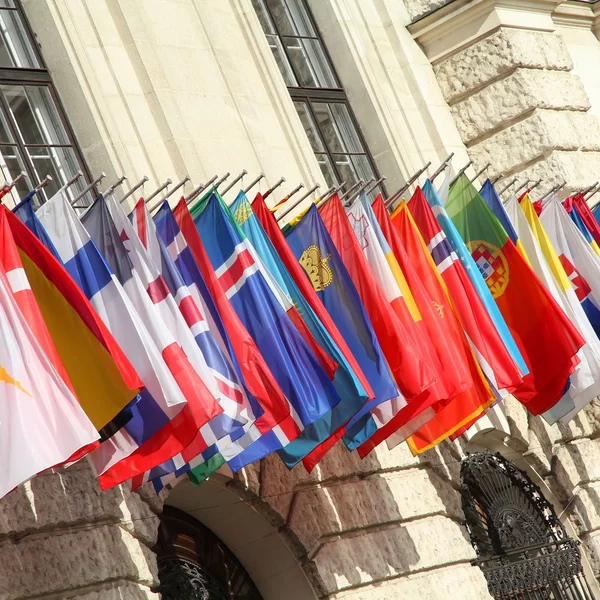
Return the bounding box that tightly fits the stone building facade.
[4,0,600,598]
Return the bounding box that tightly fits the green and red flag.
[446,174,583,415]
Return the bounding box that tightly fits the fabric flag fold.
[127,199,254,488]
[408,186,523,398]
[540,196,600,342]
[389,200,495,452]
[507,193,600,423]
[13,192,62,261]
[80,195,223,489]
[0,233,99,499]
[172,198,299,474]
[345,196,438,453]
[36,191,186,475]
[572,194,600,249]
[194,192,349,469]
[2,206,142,432]
[564,198,600,259]
[229,192,371,467]
[422,179,528,379]
[284,201,399,456]
[447,175,583,415]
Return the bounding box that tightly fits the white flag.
[0,269,98,498]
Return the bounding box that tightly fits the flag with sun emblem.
[447,174,584,416]
[284,202,399,467]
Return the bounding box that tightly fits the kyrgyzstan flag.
[408,186,523,397]
[389,201,495,452]
[448,175,583,415]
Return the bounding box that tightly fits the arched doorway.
[461,452,595,599]
[154,506,263,600]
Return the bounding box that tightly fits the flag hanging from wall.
[0,225,99,499]
[3,205,143,432]
[447,175,583,415]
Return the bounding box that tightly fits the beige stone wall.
[0,460,161,599]
[409,0,600,197]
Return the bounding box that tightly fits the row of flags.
[1,167,598,500]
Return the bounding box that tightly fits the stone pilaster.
[409,0,600,196]
[0,461,160,599]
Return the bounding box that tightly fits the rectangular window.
[251,0,383,197]
[0,2,92,206]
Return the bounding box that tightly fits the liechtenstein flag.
[194,192,344,467]
[285,203,399,454]
[229,191,369,466]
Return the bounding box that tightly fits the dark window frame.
[0,1,93,204]
[255,0,385,195]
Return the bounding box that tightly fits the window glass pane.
[0,2,16,8]
[0,144,28,197]
[0,109,14,143]
[26,145,82,203]
[315,153,337,188]
[294,101,325,152]
[266,33,297,86]
[265,0,316,37]
[0,9,40,68]
[313,102,365,154]
[284,37,337,88]
[3,84,70,145]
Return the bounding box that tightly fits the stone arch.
[163,471,318,600]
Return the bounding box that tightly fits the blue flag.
[480,179,520,245]
[284,203,399,450]
[194,193,344,467]
[230,192,368,464]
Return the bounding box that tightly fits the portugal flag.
[447,175,583,415]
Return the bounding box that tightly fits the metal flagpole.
[221,170,248,195]
[120,176,149,204]
[449,160,473,186]
[103,174,127,196]
[243,172,265,194]
[363,176,386,196]
[429,153,454,184]
[185,175,218,205]
[263,176,286,200]
[71,172,107,207]
[214,172,231,190]
[385,161,432,209]
[149,176,190,213]
[470,162,491,183]
[143,179,172,205]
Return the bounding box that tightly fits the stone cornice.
[409,0,562,63]
[552,1,594,29]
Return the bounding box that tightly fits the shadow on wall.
[0,461,160,599]
[166,437,488,599]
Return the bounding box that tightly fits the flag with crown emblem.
[229,191,371,467]
[194,192,349,468]
[284,202,399,464]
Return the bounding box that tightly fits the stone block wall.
[0,461,161,599]
[432,26,600,193]
[228,440,492,599]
